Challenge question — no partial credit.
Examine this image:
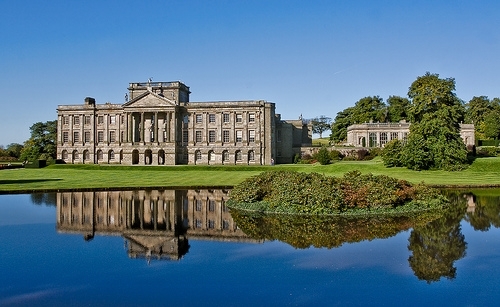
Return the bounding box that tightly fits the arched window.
[222,150,229,162]
[208,150,215,163]
[109,150,115,161]
[158,150,165,165]
[195,150,202,162]
[97,150,103,161]
[132,150,139,165]
[72,150,79,162]
[83,150,90,162]
[62,150,68,160]
[145,149,152,165]
[248,150,255,161]
[235,150,242,162]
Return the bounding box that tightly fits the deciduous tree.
[20,120,57,162]
[310,115,332,138]
[383,72,468,170]
[386,95,410,122]
[330,96,386,143]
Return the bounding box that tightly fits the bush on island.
[227,170,448,215]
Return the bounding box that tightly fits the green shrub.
[313,146,331,165]
[381,139,404,167]
[329,150,344,161]
[228,170,448,215]
[476,146,500,157]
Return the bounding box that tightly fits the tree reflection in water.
[230,210,443,249]
[231,193,471,283]
[464,189,500,231]
[407,191,468,283]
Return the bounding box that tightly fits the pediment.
[123,91,176,109]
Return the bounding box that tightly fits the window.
[97,150,103,161]
[196,114,202,123]
[209,130,216,143]
[120,115,125,124]
[195,130,202,142]
[249,113,255,122]
[183,130,188,144]
[98,131,104,143]
[74,116,80,125]
[222,150,229,162]
[236,114,243,123]
[223,113,230,123]
[248,130,255,142]
[208,150,215,162]
[369,133,377,147]
[109,150,115,160]
[63,116,69,125]
[208,200,215,212]
[236,130,242,142]
[109,131,116,143]
[390,132,398,141]
[62,150,68,160]
[209,114,216,123]
[196,200,202,211]
[208,220,215,229]
[235,150,242,161]
[85,115,91,125]
[223,130,230,143]
[195,150,202,161]
[63,132,69,143]
[73,131,79,143]
[195,219,202,228]
[83,131,90,143]
[248,150,255,161]
[121,131,125,142]
[98,116,104,124]
[223,220,230,230]
[109,116,116,124]
[380,133,388,147]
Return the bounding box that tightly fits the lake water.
[1,189,500,306]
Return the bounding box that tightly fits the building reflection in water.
[57,189,255,262]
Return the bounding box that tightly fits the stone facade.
[57,81,312,165]
[346,121,475,148]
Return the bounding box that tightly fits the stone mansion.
[57,81,312,165]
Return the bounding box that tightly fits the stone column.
[128,113,133,143]
[140,112,145,144]
[155,112,160,144]
[163,112,170,142]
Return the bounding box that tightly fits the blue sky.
[1,0,499,145]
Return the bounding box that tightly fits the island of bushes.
[227,170,449,215]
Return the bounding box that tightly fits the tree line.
[325,75,500,145]
[306,72,500,170]
[0,120,56,163]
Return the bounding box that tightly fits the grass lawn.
[312,138,330,146]
[1,157,499,193]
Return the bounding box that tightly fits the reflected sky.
[1,191,500,306]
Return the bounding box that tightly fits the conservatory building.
[346,121,475,148]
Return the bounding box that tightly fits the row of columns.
[128,112,175,144]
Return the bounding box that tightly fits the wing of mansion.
[57,81,312,165]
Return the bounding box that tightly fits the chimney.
[84,97,95,105]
